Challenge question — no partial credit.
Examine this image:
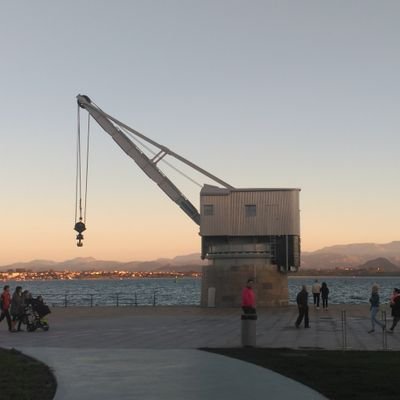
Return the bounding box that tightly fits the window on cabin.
[203,204,214,216]
[245,204,256,217]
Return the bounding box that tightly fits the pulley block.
[74,221,86,247]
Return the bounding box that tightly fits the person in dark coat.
[10,286,23,332]
[321,282,330,310]
[16,290,32,331]
[388,288,400,333]
[295,285,310,328]
[368,284,385,333]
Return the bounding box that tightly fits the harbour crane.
[75,95,301,307]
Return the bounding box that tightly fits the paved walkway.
[2,305,397,399]
[18,347,325,400]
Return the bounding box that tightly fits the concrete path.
[18,347,326,400]
[2,304,397,399]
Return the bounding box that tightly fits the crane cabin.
[199,185,300,307]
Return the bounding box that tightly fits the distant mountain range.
[0,254,207,273]
[2,241,400,272]
[301,241,400,270]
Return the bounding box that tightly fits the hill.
[302,241,400,270]
[0,254,206,273]
[356,257,400,272]
[2,241,400,272]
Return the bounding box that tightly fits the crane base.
[200,258,289,307]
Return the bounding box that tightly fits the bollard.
[90,294,93,308]
[116,293,119,307]
[134,293,138,307]
[241,313,257,347]
[64,294,68,308]
[341,310,347,350]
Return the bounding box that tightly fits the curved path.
[18,347,325,400]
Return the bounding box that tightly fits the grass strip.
[203,348,400,400]
[0,348,57,400]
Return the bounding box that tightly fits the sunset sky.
[1,1,399,265]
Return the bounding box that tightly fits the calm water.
[2,276,399,307]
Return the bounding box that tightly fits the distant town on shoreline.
[1,241,400,281]
[0,269,200,281]
[1,267,400,282]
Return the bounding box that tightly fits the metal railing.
[340,308,388,351]
[34,289,198,308]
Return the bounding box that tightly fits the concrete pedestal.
[201,258,288,307]
[241,314,257,347]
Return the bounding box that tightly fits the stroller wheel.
[27,324,36,332]
[42,324,49,331]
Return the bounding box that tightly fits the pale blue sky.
[0,1,399,264]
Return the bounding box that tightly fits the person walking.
[10,286,23,332]
[241,278,256,315]
[295,285,310,328]
[17,290,32,331]
[388,288,400,333]
[0,285,12,331]
[368,284,385,333]
[312,279,321,309]
[321,282,329,310]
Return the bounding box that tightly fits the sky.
[0,0,399,265]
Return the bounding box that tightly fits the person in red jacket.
[0,285,12,331]
[242,279,256,314]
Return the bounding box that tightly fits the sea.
[2,276,400,307]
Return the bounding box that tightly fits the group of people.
[0,285,33,332]
[241,278,400,334]
[368,285,400,334]
[311,280,330,310]
[296,281,400,333]
[240,278,331,329]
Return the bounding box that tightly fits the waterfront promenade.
[2,305,399,399]
[2,304,398,350]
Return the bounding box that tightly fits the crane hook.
[74,219,86,247]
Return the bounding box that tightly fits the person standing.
[10,286,23,332]
[312,279,321,309]
[242,278,256,315]
[17,290,32,331]
[321,282,329,310]
[368,284,385,333]
[0,285,12,331]
[295,285,310,328]
[388,288,400,333]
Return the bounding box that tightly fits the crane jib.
[76,94,213,226]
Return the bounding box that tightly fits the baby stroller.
[24,296,51,332]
